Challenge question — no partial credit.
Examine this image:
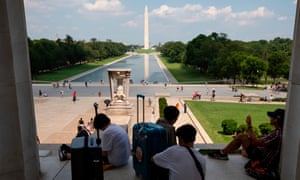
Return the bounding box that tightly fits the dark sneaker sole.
[208,153,229,160]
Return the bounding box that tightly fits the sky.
[24,0,298,46]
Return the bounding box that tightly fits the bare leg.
[223,133,251,154]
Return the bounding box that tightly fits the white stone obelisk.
[144,5,149,49]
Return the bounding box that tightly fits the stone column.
[280,1,300,179]
[0,0,40,179]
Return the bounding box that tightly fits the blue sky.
[24,0,297,46]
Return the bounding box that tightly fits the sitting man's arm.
[246,115,264,146]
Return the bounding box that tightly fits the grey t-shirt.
[156,118,177,146]
[102,124,130,166]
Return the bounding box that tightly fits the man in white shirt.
[153,124,206,180]
[93,113,130,167]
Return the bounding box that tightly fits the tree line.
[158,32,292,84]
[28,35,127,75]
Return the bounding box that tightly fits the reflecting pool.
[72,54,168,83]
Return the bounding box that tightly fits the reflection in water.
[72,55,168,83]
[144,54,149,81]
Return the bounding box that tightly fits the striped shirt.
[259,128,282,168]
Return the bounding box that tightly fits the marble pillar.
[0,0,40,179]
[144,5,149,49]
[280,1,300,179]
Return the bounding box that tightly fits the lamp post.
[93,102,99,115]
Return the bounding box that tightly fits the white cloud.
[225,6,274,26]
[152,4,204,20]
[152,5,178,18]
[122,20,138,28]
[83,0,123,11]
[294,0,297,5]
[151,4,274,26]
[78,0,133,17]
[278,16,288,21]
[203,6,232,19]
[228,7,274,20]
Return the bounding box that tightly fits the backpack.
[244,160,280,180]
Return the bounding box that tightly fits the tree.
[73,41,87,64]
[241,56,268,84]
[160,41,186,63]
[28,38,67,74]
[267,52,289,81]
[185,32,229,73]
[63,34,76,64]
[28,35,128,77]
[186,34,208,72]
[220,52,245,84]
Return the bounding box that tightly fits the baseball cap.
[267,108,285,122]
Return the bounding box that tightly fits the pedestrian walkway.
[35,95,211,144]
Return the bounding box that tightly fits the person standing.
[148,97,152,107]
[60,90,64,97]
[211,88,216,101]
[72,90,77,102]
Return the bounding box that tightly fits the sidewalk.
[34,96,212,144]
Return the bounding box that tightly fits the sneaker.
[58,148,68,161]
[208,150,229,160]
[58,149,65,161]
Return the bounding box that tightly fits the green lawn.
[32,55,127,82]
[234,85,265,90]
[134,49,157,54]
[186,101,285,143]
[159,55,215,83]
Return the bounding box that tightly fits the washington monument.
[144,5,149,49]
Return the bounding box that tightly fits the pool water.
[72,54,168,83]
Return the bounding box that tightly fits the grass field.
[186,101,285,143]
[32,55,127,82]
[159,55,215,83]
[134,49,157,54]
